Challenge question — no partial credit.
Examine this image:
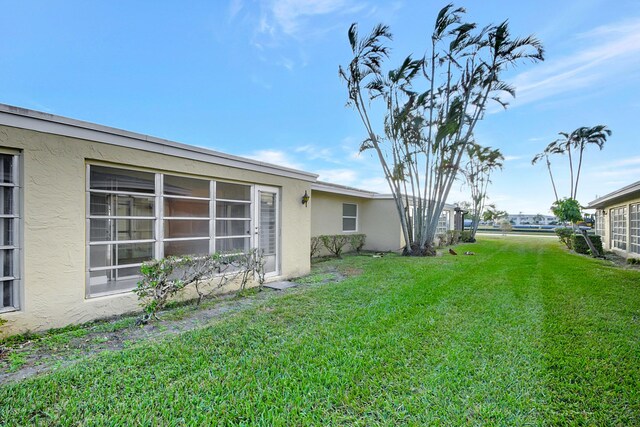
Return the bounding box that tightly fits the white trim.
[588,180,640,209]
[88,239,155,246]
[342,202,358,232]
[255,185,281,278]
[312,181,376,198]
[0,104,318,182]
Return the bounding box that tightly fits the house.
[0,104,458,336]
[587,180,640,258]
[0,104,317,335]
[311,181,456,253]
[506,214,558,226]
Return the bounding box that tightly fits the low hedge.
[314,234,367,258]
[571,233,603,255]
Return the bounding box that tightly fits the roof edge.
[587,180,640,209]
[311,181,377,198]
[0,103,319,182]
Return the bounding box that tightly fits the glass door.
[255,186,280,277]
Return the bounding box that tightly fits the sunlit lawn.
[1,237,639,425]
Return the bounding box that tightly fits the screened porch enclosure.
[86,165,280,297]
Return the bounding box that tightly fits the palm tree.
[571,125,611,199]
[531,140,563,203]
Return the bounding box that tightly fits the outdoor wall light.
[301,190,310,207]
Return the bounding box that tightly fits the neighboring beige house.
[588,180,640,259]
[0,104,317,335]
[311,181,456,253]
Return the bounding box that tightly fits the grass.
[1,237,639,425]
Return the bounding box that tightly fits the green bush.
[349,234,366,253]
[571,234,603,255]
[460,230,475,243]
[627,258,639,265]
[555,227,574,249]
[310,236,322,258]
[135,250,265,320]
[446,230,461,245]
[319,235,351,258]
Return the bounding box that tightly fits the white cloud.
[244,149,302,169]
[316,168,358,184]
[294,144,336,162]
[507,17,640,108]
[268,0,356,36]
[597,156,640,169]
[589,166,640,179]
[503,155,522,162]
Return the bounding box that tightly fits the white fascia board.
[311,182,376,198]
[587,180,640,209]
[0,104,318,182]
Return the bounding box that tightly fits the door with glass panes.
[255,186,279,277]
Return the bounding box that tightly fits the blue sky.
[1,0,639,214]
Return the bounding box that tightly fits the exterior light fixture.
[301,190,310,207]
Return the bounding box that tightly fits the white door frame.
[255,185,280,278]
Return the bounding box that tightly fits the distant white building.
[507,214,558,226]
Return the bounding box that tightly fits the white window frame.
[436,211,450,235]
[610,206,627,251]
[162,174,212,257]
[86,164,260,298]
[342,203,358,232]
[214,180,253,255]
[86,165,157,298]
[595,210,606,238]
[0,152,21,313]
[630,203,639,255]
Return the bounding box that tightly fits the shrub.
[349,234,366,253]
[571,234,603,255]
[500,220,513,234]
[310,236,322,258]
[135,249,265,320]
[627,258,639,265]
[555,227,574,249]
[460,230,475,243]
[320,235,350,258]
[446,230,461,245]
[435,233,447,248]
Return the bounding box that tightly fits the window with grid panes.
[87,166,156,296]
[610,206,627,250]
[0,153,20,311]
[595,210,605,237]
[215,182,252,253]
[163,175,212,256]
[342,203,357,232]
[630,203,639,255]
[87,166,258,296]
[436,211,449,235]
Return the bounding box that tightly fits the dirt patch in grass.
[0,269,349,385]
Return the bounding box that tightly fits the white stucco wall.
[310,191,403,253]
[0,124,312,335]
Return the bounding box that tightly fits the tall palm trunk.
[546,156,559,202]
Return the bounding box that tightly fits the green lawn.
[2,237,639,425]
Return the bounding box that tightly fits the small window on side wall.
[342,203,357,232]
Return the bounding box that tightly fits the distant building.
[506,214,558,226]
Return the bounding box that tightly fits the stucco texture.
[0,125,311,335]
[310,191,403,253]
